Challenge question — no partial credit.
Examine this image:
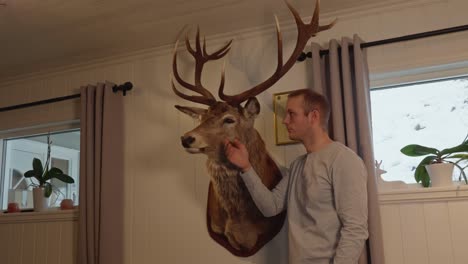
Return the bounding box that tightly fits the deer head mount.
[172,0,335,256]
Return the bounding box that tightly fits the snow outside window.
[371,77,468,184]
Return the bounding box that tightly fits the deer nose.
[181,136,195,148]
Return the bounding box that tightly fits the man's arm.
[225,139,288,217]
[332,150,369,264]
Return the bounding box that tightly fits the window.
[0,130,80,210]
[371,76,468,184]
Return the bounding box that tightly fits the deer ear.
[243,97,260,119]
[175,105,207,120]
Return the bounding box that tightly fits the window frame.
[0,127,80,210]
[370,62,468,190]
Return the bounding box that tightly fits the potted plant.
[400,134,468,187]
[23,134,75,211]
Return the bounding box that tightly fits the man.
[224,89,368,264]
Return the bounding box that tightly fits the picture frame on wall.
[273,91,300,145]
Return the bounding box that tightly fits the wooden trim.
[379,185,468,204]
[0,208,78,224]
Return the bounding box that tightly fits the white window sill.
[0,207,78,224]
[379,182,468,204]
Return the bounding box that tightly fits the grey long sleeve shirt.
[240,142,368,264]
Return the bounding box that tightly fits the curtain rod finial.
[113,82,133,96]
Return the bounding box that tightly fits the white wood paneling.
[380,204,404,264]
[448,201,468,264]
[380,188,468,264]
[22,224,37,264]
[423,202,454,264]
[399,203,429,264]
[0,210,77,264]
[7,223,23,264]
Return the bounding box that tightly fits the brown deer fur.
[176,101,284,255]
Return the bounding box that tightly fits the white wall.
[1,0,468,263]
[0,210,77,264]
[379,186,468,264]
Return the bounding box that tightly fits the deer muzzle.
[181,135,195,148]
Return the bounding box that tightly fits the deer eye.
[223,117,235,124]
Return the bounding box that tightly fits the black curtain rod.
[3,24,466,112]
[0,82,133,113]
[298,24,468,61]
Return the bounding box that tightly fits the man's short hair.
[288,89,330,129]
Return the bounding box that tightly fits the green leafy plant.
[23,134,75,197]
[400,134,468,187]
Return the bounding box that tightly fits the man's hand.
[224,138,252,172]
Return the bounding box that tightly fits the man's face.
[282,95,311,141]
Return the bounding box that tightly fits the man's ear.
[175,105,207,120]
[243,97,260,119]
[307,109,320,124]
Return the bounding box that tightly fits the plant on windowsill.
[400,133,468,188]
[23,134,75,211]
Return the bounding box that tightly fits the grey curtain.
[308,35,385,264]
[78,82,125,264]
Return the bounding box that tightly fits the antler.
[219,0,336,106]
[172,28,232,106]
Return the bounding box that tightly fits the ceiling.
[0,0,379,80]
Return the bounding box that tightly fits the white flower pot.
[425,163,455,187]
[33,187,50,212]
